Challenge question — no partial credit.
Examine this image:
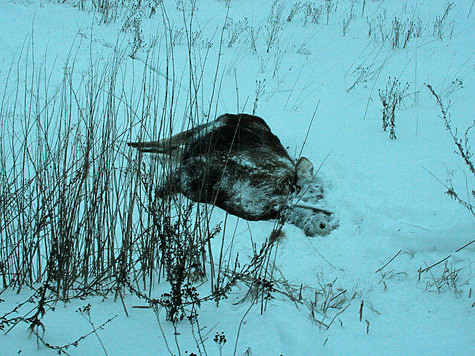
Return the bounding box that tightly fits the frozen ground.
[0,0,473,355]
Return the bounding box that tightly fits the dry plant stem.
[284,58,307,111]
[214,212,229,300]
[206,4,230,118]
[326,302,350,330]
[375,250,402,273]
[232,300,256,356]
[359,300,364,322]
[189,309,208,356]
[79,310,111,356]
[425,83,474,175]
[292,202,333,215]
[34,315,117,356]
[234,68,239,112]
[418,240,474,276]
[363,42,391,120]
[298,100,319,159]
[153,306,175,356]
[173,321,182,356]
[307,242,337,270]
[424,83,474,217]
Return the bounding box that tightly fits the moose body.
[128,113,338,236]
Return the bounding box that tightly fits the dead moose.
[128,113,338,236]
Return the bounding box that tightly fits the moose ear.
[296,157,314,181]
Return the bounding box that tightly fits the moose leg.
[127,120,222,155]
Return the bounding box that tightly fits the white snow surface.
[0,0,474,355]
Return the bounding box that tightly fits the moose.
[128,113,338,236]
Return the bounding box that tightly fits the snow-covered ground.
[0,0,473,354]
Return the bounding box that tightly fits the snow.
[0,0,474,355]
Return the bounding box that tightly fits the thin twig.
[455,239,474,253]
[375,250,402,273]
[298,100,319,159]
[233,301,255,356]
[420,255,452,274]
